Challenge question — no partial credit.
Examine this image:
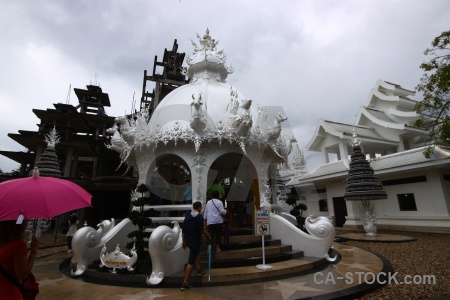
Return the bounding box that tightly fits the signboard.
[255,210,270,236]
[255,222,270,236]
[254,210,273,270]
[255,210,270,222]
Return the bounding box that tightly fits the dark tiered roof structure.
[344,130,387,201]
[0,40,188,225]
[140,40,188,113]
[0,83,136,224]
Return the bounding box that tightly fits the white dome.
[147,76,256,134]
[108,29,291,161]
[146,28,260,142]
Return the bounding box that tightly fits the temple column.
[321,148,329,164]
[343,201,362,228]
[92,144,99,178]
[268,164,277,206]
[397,138,405,152]
[338,141,349,161]
[70,150,79,178]
[64,146,74,178]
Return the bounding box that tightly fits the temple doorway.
[333,197,348,227]
[207,153,258,228]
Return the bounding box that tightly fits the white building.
[71,30,337,282]
[288,80,450,233]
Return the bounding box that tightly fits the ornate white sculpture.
[187,28,234,82]
[190,93,207,133]
[44,126,60,148]
[305,216,338,262]
[147,222,186,285]
[271,214,336,262]
[266,112,288,143]
[292,143,306,170]
[359,200,378,236]
[99,243,137,273]
[99,30,317,286]
[106,30,293,161]
[71,218,138,277]
[226,87,253,137]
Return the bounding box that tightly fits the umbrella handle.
[16,214,25,225]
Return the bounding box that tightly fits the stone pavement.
[32,241,389,300]
[336,232,417,243]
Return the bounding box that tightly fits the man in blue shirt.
[181,201,210,291]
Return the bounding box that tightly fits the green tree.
[414,30,450,158]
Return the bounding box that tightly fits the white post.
[261,235,265,265]
[256,231,272,270]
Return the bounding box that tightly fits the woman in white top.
[204,190,227,253]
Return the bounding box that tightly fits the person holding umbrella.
[0,219,40,299]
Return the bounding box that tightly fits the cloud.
[1,0,449,172]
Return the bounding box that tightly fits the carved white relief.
[185,147,212,206]
[71,218,117,276]
[266,112,288,143]
[99,243,137,273]
[147,222,184,285]
[258,164,272,210]
[44,126,60,148]
[305,216,337,262]
[226,87,253,144]
[292,143,306,170]
[186,28,233,83]
[190,93,207,134]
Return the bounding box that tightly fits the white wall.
[380,170,449,217]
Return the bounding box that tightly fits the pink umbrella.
[0,168,92,222]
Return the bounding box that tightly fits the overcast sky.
[0,0,449,173]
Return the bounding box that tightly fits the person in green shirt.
[207,179,225,203]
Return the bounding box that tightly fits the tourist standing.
[0,220,40,299]
[181,201,210,291]
[66,214,79,254]
[204,190,227,253]
[207,179,225,203]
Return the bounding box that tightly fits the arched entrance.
[207,153,259,227]
[146,154,191,207]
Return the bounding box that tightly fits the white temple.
[71,29,336,285]
[288,80,450,232]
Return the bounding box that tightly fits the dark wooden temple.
[140,39,188,113]
[0,40,188,225]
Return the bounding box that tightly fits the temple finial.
[45,127,60,148]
